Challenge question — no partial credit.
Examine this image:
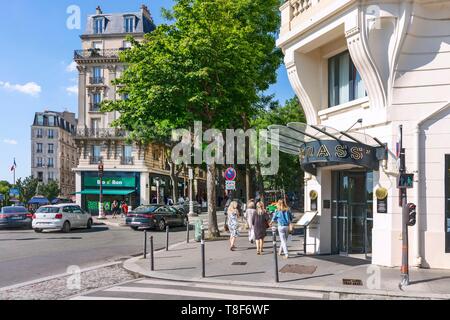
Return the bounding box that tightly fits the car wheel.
[131,226,139,231]
[86,219,93,229]
[62,221,71,233]
[158,219,166,232]
[34,229,43,233]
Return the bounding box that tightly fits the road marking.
[104,286,286,300]
[136,279,324,299]
[71,296,142,300]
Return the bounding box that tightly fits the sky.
[0,0,295,184]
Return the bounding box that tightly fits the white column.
[140,172,150,205]
[75,171,82,206]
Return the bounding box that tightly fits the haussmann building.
[272,0,450,269]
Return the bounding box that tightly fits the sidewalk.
[124,228,450,300]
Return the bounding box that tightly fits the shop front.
[78,172,140,215]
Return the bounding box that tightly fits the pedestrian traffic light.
[407,203,416,227]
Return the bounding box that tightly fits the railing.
[291,0,313,17]
[74,49,122,60]
[90,103,102,112]
[121,156,134,165]
[89,77,104,85]
[75,128,129,139]
[90,156,103,164]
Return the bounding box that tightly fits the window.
[153,148,160,161]
[93,17,104,34]
[48,172,54,181]
[446,155,450,252]
[37,172,43,182]
[91,93,102,111]
[48,144,54,154]
[37,115,44,126]
[123,41,132,49]
[122,93,129,100]
[48,116,55,126]
[37,157,43,168]
[124,16,135,33]
[36,128,43,138]
[92,67,103,84]
[328,51,367,108]
[92,145,102,163]
[48,158,54,168]
[37,143,43,153]
[48,129,54,139]
[92,41,103,50]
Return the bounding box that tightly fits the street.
[0,214,225,288]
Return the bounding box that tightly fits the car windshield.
[133,206,158,213]
[2,207,27,213]
[36,207,60,213]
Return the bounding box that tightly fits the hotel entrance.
[331,171,373,256]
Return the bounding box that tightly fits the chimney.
[96,6,102,15]
[141,4,150,15]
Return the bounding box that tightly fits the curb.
[0,261,123,292]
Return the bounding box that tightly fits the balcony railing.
[90,156,103,165]
[75,128,129,139]
[121,156,134,165]
[90,103,102,112]
[89,77,104,85]
[74,49,124,60]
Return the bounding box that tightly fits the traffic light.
[98,162,104,177]
[407,203,416,227]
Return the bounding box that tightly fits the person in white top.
[244,199,256,244]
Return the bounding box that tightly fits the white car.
[32,204,93,233]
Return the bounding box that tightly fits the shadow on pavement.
[157,267,197,272]
[410,276,450,285]
[208,271,267,278]
[280,273,334,283]
[309,255,370,267]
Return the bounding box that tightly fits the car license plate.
[11,216,23,220]
[131,222,141,225]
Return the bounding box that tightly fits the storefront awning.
[267,122,387,175]
[76,189,135,195]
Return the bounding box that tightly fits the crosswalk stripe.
[136,279,324,299]
[104,286,286,300]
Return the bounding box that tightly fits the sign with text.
[225,180,236,191]
[84,177,135,188]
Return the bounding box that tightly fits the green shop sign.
[84,177,135,188]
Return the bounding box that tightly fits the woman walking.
[252,201,269,255]
[111,200,120,219]
[244,200,256,244]
[227,201,240,251]
[271,199,293,259]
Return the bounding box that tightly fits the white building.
[275,0,450,269]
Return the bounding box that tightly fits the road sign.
[225,180,236,191]
[398,173,414,189]
[9,188,19,197]
[225,167,237,181]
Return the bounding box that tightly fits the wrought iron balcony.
[74,49,122,60]
[90,156,103,165]
[89,77,104,85]
[121,156,134,165]
[90,103,102,112]
[75,128,129,140]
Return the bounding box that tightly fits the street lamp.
[98,160,105,219]
[188,167,197,217]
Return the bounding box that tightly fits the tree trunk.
[207,162,220,238]
[245,164,252,202]
[255,163,265,202]
[168,161,179,202]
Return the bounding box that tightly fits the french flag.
[10,158,16,171]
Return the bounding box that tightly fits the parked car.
[32,204,93,233]
[126,205,188,231]
[0,206,33,229]
[173,201,202,215]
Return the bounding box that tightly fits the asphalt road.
[0,214,226,288]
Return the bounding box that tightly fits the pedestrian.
[112,200,120,219]
[121,201,129,217]
[252,201,270,255]
[178,196,185,205]
[271,199,293,259]
[244,199,256,244]
[226,201,240,251]
[167,197,174,206]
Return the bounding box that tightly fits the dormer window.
[94,17,105,34]
[124,16,135,33]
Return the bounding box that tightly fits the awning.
[76,189,135,196]
[28,196,50,205]
[267,122,387,175]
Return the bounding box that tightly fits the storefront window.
[446,155,450,253]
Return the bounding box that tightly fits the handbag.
[289,223,294,234]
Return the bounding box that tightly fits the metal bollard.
[143,230,148,259]
[150,235,154,271]
[272,226,279,283]
[186,218,190,244]
[166,226,170,251]
[201,227,206,278]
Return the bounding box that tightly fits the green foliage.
[40,180,61,201]
[16,176,39,204]
[0,180,11,205]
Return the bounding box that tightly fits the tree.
[40,180,60,201]
[103,0,283,237]
[16,176,39,204]
[0,180,11,206]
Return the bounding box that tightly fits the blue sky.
[0,0,295,183]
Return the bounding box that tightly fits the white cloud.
[66,85,78,95]
[0,81,41,97]
[3,139,18,145]
[66,61,78,72]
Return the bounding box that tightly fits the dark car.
[0,206,33,229]
[126,205,188,231]
[173,201,202,215]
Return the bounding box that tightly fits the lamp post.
[98,160,105,219]
[188,167,197,217]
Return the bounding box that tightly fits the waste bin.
[194,219,203,242]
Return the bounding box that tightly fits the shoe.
[283,255,289,260]
[250,240,254,244]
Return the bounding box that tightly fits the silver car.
[32,204,93,233]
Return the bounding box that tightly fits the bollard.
[186,219,190,244]
[272,227,279,283]
[201,227,206,278]
[143,230,148,259]
[166,226,170,251]
[150,235,154,271]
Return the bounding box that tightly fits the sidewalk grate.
[232,262,248,266]
[342,279,363,286]
[279,264,317,275]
